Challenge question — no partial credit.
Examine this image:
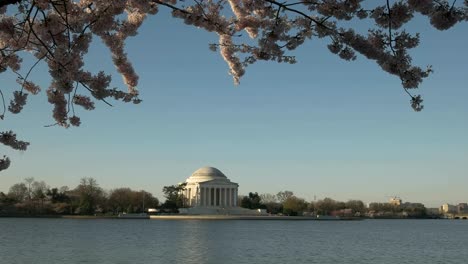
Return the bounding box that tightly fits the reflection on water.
[1,218,467,264]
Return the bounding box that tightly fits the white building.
[440,203,457,214]
[183,166,239,207]
[178,166,266,215]
[389,197,402,206]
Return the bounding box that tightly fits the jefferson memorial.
[178,166,266,215]
[183,166,238,207]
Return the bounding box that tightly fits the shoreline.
[0,214,359,220]
[149,215,365,220]
[1,214,457,220]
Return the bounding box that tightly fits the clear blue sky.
[1,10,467,207]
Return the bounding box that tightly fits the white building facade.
[183,166,239,207]
[179,166,266,215]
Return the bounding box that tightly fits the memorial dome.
[186,166,227,183]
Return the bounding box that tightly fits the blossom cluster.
[0,156,10,171]
[0,0,465,124]
[0,131,29,151]
[1,0,149,128]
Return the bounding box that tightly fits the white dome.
[186,166,227,183]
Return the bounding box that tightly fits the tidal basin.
[1,218,468,264]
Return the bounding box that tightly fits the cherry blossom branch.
[386,0,396,55]
[0,131,29,151]
[263,0,332,28]
[19,54,46,94]
[0,88,6,119]
[27,9,55,59]
[0,155,11,172]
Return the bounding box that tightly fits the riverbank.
[0,214,362,220]
[149,215,363,220]
[2,214,464,220]
[0,214,118,219]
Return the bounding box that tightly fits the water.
[1,218,467,264]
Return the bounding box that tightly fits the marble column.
[212,187,215,206]
[188,188,191,206]
[228,188,231,206]
[219,187,222,206]
[208,187,212,207]
[220,188,223,206]
[204,187,207,206]
[200,187,203,206]
[214,187,217,206]
[211,187,214,206]
[224,188,228,206]
[221,188,226,207]
[226,188,228,206]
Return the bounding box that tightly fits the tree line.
[0,177,159,216]
[1,179,428,218]
[239,191,427,218]
[239,191,367,216]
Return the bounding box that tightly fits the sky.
[1,8,467,207]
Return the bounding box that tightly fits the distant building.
[183,166,238,207]
[178,166,267,215]
[440,203,457,214]
[389,197,402,206]
[458,203,468,214]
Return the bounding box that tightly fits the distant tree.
[264,202,283,215]
[108,188,159,214]
[0,192,14,205]
[315,197,339,215]
[29,180,48,212]
[276,191,294,203]
[368,202,399,213]
[282,196,307,216]
[45,187,71,214]
[260,193,282,214]
[31,180,48,200]
[161,183,187,212]
[0,192,8,202]
[307,201,316,213]
[240,192,263,209]
[345,200,366,214]
[24,177,34,200]
[140,191,159,211]
[108,187,133,214]
[401,202,427,218]
[74,177,105,215]
[7,183,28,203]
[46,187,70,203]
[0,191,16,214]
[260,193,277,204]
